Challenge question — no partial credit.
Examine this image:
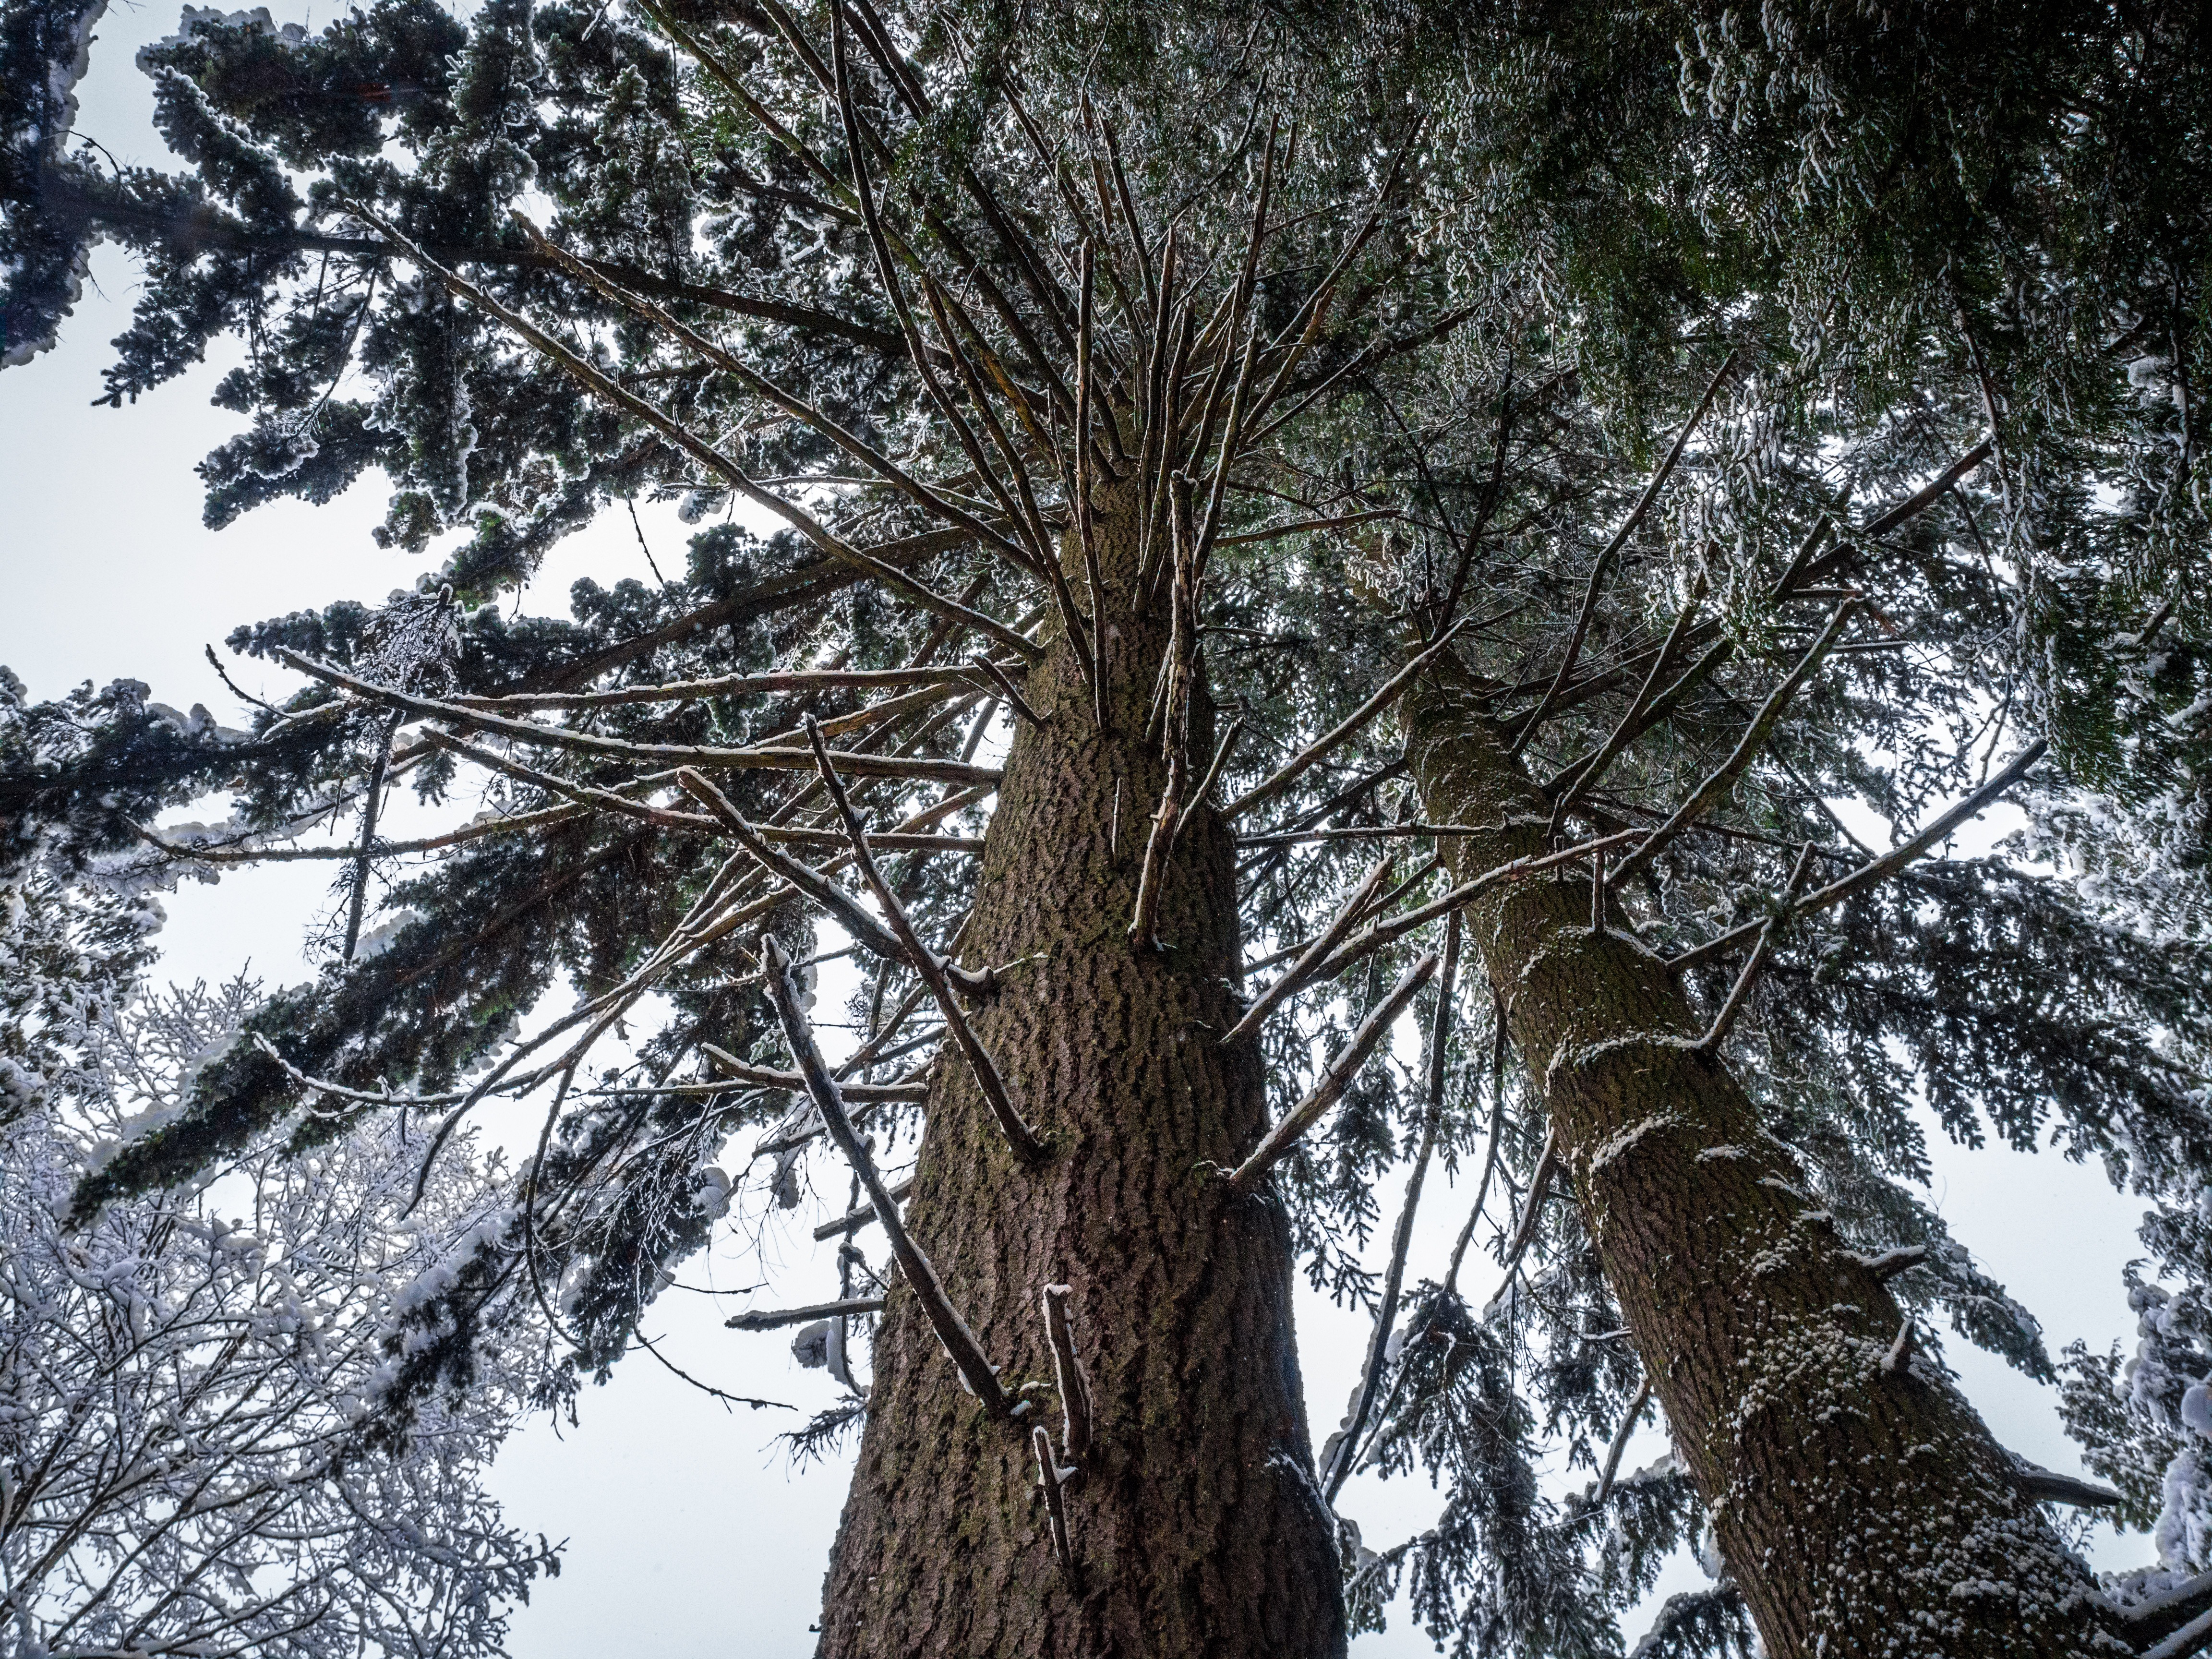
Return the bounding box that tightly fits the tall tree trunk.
[817,488,1345,1658]
[1401,654,2117,1658]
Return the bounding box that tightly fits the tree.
[2,0,2209,1655]
[0,974,556,1659]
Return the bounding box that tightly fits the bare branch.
[1222,857,1395,1046]
[1609,599,1858,888]
[1670,740,2048,973]
[759,935,1015,1418]
[1225,950,1439,1195]
[346,200,1038,662]
[699,1043,928,1104]
[803,720,1047,1162]
[813,1178,919,1241]
[1033,1425,1076,1575]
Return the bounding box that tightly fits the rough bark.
[816,487,1345,1659]
[1401,653,2122,1659]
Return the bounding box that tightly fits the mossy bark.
[815,490,1345,1658]
[1402,654,2120,1659]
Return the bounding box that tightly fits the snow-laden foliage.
[0,976,556,1658]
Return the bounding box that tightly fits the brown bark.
[815,488,1345,1658]
[1401,653,2120,1659]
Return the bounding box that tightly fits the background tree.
[1,1,2209,1656]
[0,973,555,1659]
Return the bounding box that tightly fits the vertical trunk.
[1401,654,2116,1658]
[816,489,1345,1658]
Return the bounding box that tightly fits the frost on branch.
[0,975,553,1659]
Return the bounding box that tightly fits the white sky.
[0,4,2161,1651]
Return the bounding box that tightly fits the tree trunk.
[1401,654,2118,1658]
[816,488,1345,1658]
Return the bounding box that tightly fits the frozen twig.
[760,936,1014,1418]
[1225,952,1439,1195]
[1845,1243,1930,1282]
[1041,1284,1093,1463]
[1881,1317,1916,1377]
[813,1178,917,1241]
[727,1297,885,1331]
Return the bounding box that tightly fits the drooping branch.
[1224,950,1438,1195]
[802,721,1047,1163]
[1323,912,1458,1500]
[1483,1126,1558,1308]
[341,709,403,961]
[759,936,1014,1419]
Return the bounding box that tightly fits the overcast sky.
[0,3,2163,1651]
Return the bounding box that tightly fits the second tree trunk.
[1402,653,2116,1658]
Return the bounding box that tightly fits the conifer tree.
[4,2,2210,1655]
